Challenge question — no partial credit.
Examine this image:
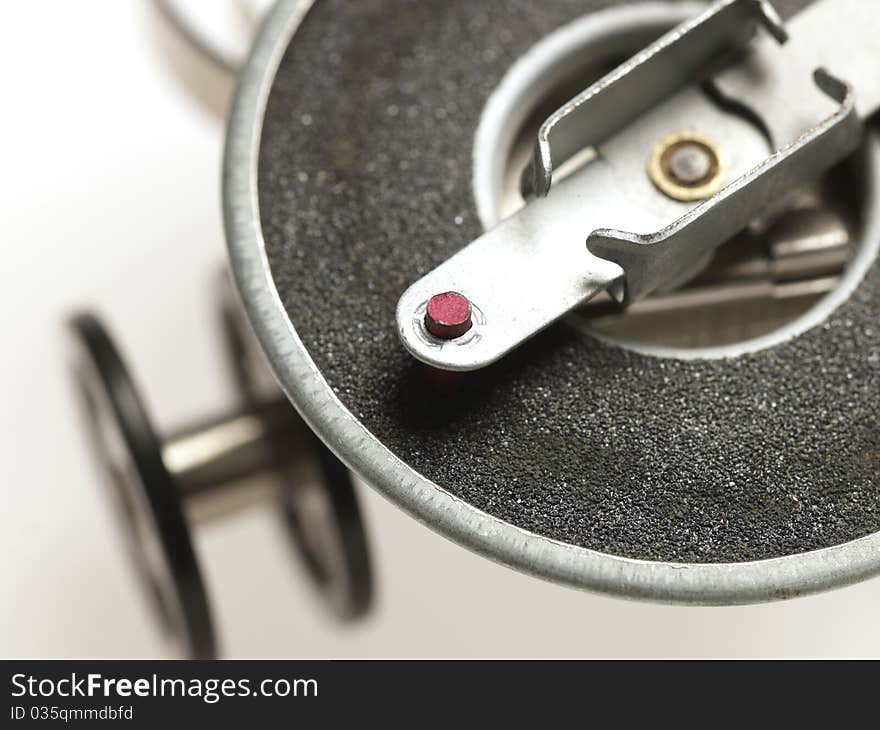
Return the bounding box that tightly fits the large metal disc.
[224,0,880,603]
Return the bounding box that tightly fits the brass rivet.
[648,131,728,202]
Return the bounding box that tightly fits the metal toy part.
[397,0,880,370]
[226,0,880,604]
[67,278,372,658]
[588,69,861,305]
[56,0,880,665]
[530,0,787,199]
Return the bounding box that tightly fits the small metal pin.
[668,143,713,184]
[424,292,473,339]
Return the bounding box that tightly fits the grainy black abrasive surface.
[258,0,879,563]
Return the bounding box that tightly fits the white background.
[1,1,878,658]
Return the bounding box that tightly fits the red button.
[424,292,473,340]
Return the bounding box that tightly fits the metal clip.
[530,0,787,198]
[588,69,861,304]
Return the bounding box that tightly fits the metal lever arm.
[397,0,880,372]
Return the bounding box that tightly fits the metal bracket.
[397,0,879,371]
[530,0,787,198]
[588,69,862,305]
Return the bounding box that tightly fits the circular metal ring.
[67,313,216,658]
[647,130,729,201]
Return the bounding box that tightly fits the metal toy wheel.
[68,313,216,659]
[68,293,373,657]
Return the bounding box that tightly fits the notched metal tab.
[530,0,787,198]
[587,69,862,305]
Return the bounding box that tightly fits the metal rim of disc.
[68,313,216,657]
[223,0,880,605]
[218,277,373,619]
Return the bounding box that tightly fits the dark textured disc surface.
[257,0,879,564]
